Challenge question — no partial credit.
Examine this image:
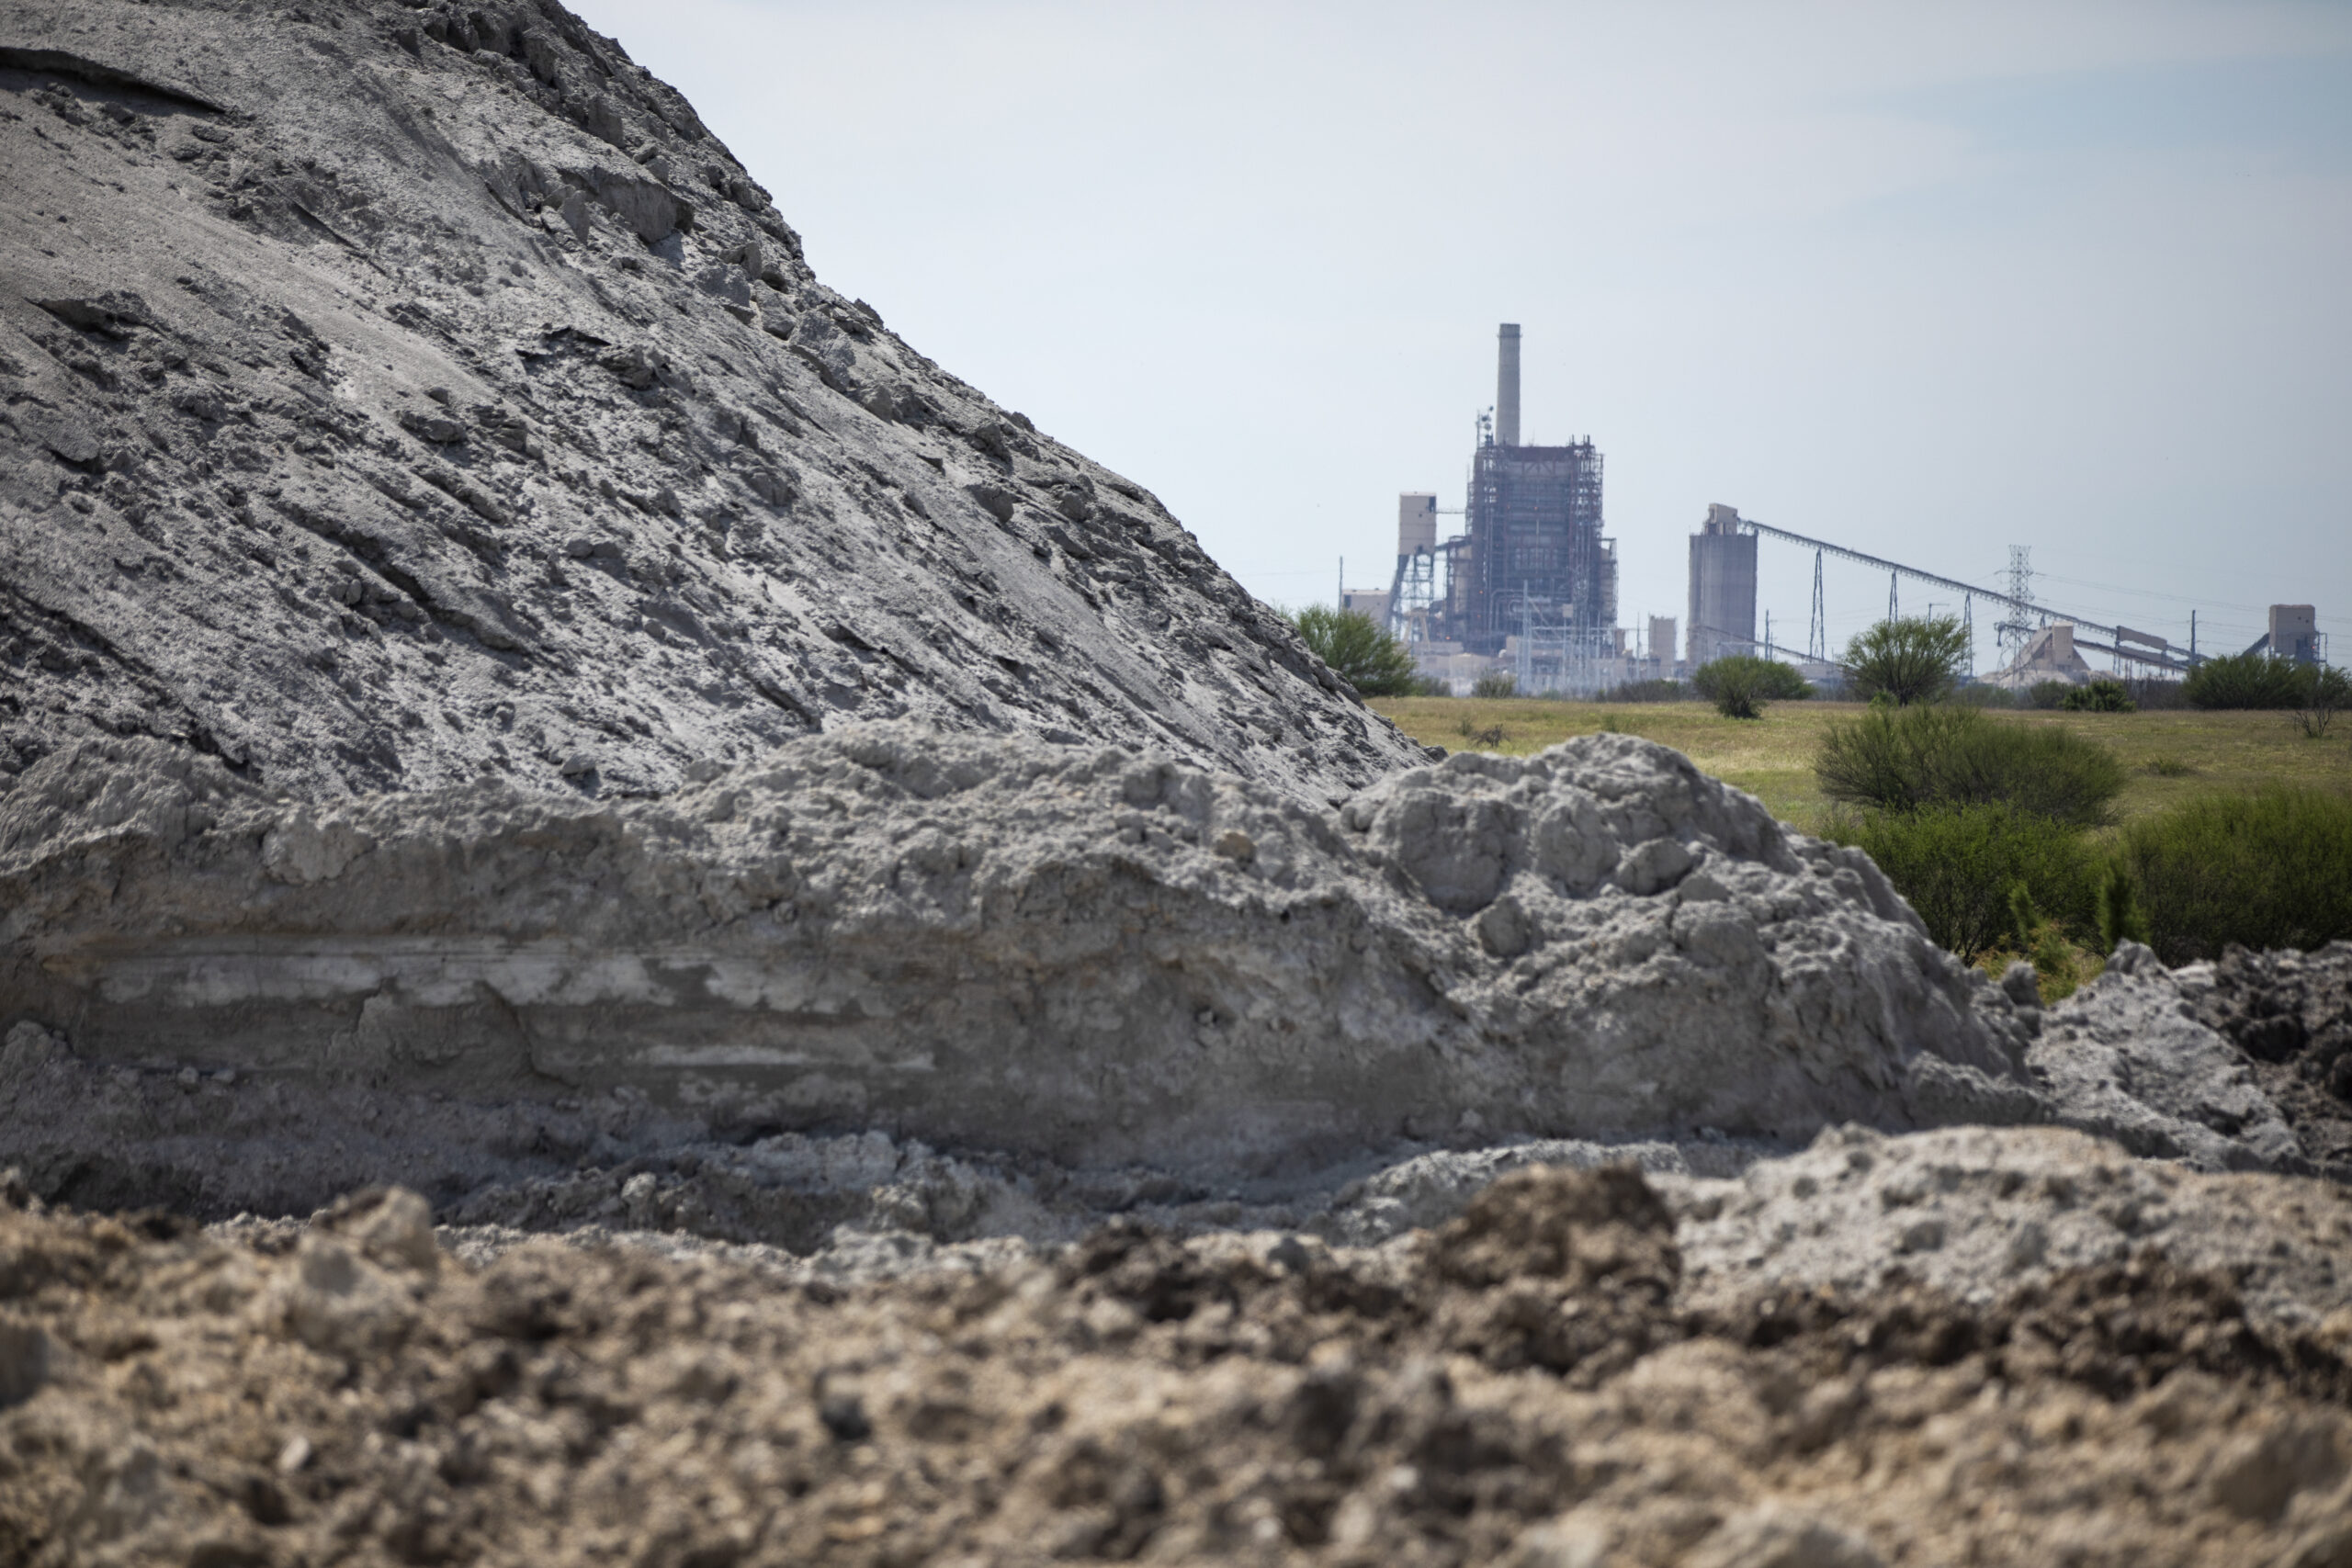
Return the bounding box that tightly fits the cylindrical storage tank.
[1497,323,1521,446]
[1688,507,1758,667]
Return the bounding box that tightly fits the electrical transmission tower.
[1994,546,2037,664]
[1807,549,1826,660]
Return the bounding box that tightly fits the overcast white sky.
[572,0,2351,667]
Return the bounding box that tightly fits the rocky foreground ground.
[3,1160,2351,1567]
[6,0,2352,1562]
[6,705,2352,1566]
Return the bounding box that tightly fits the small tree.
[2293,665,2349,739]
[1283,606,1419,697]
[1843,615,1971,706]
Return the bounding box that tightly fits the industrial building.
[2250,604,2323,663]
[1686,504,1758,667]
[1385,325,1621,691]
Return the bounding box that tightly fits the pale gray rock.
[2030,942,2305,1171]
[0,0,1420,802]
[4,728,2049,1191]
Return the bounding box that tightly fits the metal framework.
[1455,437,1610,654]
[1807,550,1826,660]
[1734,518,2199,675]
[1691,622,1826,668]
[1995,546,2036,661]
[1510,599,1622,696]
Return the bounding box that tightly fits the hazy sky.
[571,0,2351,669]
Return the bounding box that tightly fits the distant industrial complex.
[1355,324,2326,695]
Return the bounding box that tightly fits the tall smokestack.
[1496,322,1521,447]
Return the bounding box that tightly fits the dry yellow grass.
[1369,697,2352,834]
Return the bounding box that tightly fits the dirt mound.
[3,1169,2349,1567]
[0,0,1420,803]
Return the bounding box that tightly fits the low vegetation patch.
[1596,678,1691,703]
[1826,805,2095,962]
[2184,651,2350,712]
[2115,787,2352,964]
[2027,681,2075,710]
[1472,669,1519,699]
[2062,679,2136,713]
[1815,705,2126,828]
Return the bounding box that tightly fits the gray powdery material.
[0,0,1420,802]
[2027,943,2304,1171]
[6,727,2044,1190]
[1662,1122,2352,1328]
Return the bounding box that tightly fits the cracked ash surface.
[0,0,1420,804]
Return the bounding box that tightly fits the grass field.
[1369,697,2352,835]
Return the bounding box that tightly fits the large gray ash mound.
[0,726,2312,1230]
[0,0,1421,803]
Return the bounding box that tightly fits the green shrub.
[1842,615,1970,706]
[2113,787,2352,964]
[1694,655,1805,719]
[1693,656,1811,704]
[1828,805,2096,961]
[1713,677,1764,720]
[1954,684,2016,709]
[2026,680,2075,710]
[2183,652,2350,711]
[2061,679,2136,713]
[1283,606,1419,697]
[1815,705,2126,827]
[1471,670,1518,699]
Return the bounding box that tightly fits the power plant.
[1383,325,1623,690]
[1372,324,2329,694]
